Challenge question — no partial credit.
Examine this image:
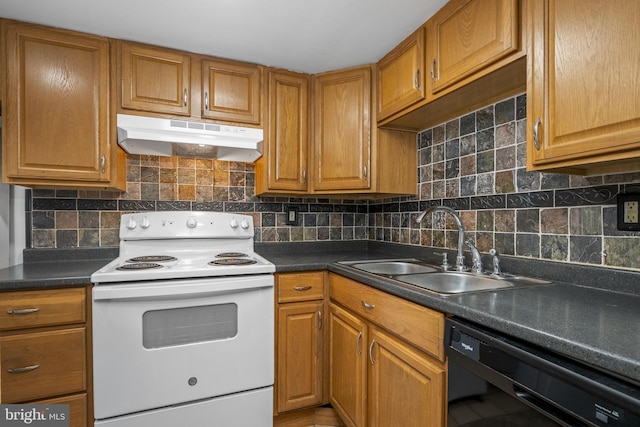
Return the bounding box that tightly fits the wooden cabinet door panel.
[277,271,323,303]
[313,67,371,191]
[329,303,367,427]
[429,0,519,93]
[2,22,111,183]
[264,70,309,192]
[201,59,261,124]
[377,27,425,120]
[368,328,445,427]
[120,42,191,115]
[528,0,640,168]
[1,328,87,402]
[277,302,324,412]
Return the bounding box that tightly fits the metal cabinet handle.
[204,92,209,110]
[414,69,420,90]
[317,311,323,330]
[302,169,307,183]
[356,332,363,355]
[430,59,437,82]
[363,165,367,180]
[533,118,542,150]
[183,88,188,107]
[7,308,40,314]
[293,285,312,291]
[8,364,40,373]
[369,339,376,365]
[101,154,106,173]
[361,300,375,309]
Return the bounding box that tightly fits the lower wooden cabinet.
[0,287,91,427]
[275,272,327,415]
[328,273,446,427]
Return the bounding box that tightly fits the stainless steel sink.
[393,272,514,294]
[346,260,440,275]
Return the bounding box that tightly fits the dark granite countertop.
[1,242,639,389]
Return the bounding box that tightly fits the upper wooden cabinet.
[313,66,371,192]
[527,0,640,175]
[376,27,425,121]
[427,0,519,94]
[119,42,191,116]
[117,41,261,126]
[1,20,125,190]
[201,59,261,124]
[256,70,309,195]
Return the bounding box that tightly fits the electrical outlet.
[617,193,640,231]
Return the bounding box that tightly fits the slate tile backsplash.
[28,93,640,271]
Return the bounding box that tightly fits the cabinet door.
[428,0,519,94]
[1,21,119,188]
[368,327,445,427]
[377,27,425,121]
[277,301,324,412]
[120,42,191,116]
[201,59,261,124]
[527,0,640,172]
[258,70,309,194]
[313,67,371,191]
[328,303,367,427]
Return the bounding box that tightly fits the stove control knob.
[140,217,151,229]
[126,218,137,230]
[240,220,250,230]
[186,217,198,229]
[230,219,239,229]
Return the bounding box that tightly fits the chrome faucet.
[416,206,467,271]
[465,239,483,274]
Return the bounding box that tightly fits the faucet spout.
[416,206,467,271]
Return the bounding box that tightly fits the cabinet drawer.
[0,288,86,331]
[329,273,444,361]
[277,272,324,303]
[35,393,87,427]
[1,328,87,402]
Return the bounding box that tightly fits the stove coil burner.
[208,258,257,266]
[126,255,178,263]
[215,252,249,258]
[116,262,164,271]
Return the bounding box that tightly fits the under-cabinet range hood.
[116,114,264,162]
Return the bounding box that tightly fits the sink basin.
[349,261,439,275]
[394,272,514,294]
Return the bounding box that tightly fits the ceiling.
[0,0,447,74]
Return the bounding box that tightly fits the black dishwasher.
[445,317,640,427]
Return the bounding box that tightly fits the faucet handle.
[489,248,503,277]
[435,252,450,271]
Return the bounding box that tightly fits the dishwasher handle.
[513,385,587,426]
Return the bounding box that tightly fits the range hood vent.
[116,114,264,162]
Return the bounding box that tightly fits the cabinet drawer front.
[1,328,87,402]
[277,272,324,303]
[329,273,444,361]
[0,287,86,331]
[35,393,87,427]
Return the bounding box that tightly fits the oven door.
[92,274,274,420]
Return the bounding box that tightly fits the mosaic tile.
[540,208,568,235]
[604,237,640,269]
[541,235,569,261]
[569,206,603,236]
[570,236,602,264]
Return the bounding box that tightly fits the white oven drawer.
[92,275,274,420]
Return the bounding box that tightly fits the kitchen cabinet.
[376,26,425,121]
[275,272,326,414]
[1,20,125,190]
[313,66,371,192]
[119,42,191,116]
[379,0,525,131]
[118,41,262,126]
[255,70,309,195]
[328,273,446,427]
[0,287,91,427]
[526,0,640,175]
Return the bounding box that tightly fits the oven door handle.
[93,278,272,302]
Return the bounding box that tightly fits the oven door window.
[142,303,238,348]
